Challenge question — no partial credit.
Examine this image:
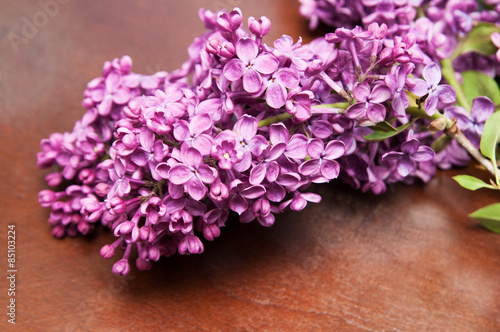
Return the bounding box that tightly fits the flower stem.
[406,106,499,177]
[440,58,471,112]
[258,112,294,128]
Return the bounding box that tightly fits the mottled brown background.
[1,1,500,331]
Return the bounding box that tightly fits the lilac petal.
[346,102,367,119]
[190,114,212,135]
[229,194,248,215]
[382,151,404,161]
[301,192,321,203]
[267,142,287,161]
[435,85,456,105]
[169,165,194,184]
[424,94,439,115]
[266,182,286,202]
[186,177,207,201]
[112,87,130,104]
[223,58,245,81]
[471,97,495,123]
[266,162,280,182]
[401,138,420,154]
[90,88,104,102]
[298,159,320,175]
[310,120,332,139]
[183,147,202,167]
[396,154,414,177]
[97,96,113,116]
[197,165,217,184]
[235,115,258,141]
[323,140,345,160]
[233,151,252,172]
[249,163,267,185]
[173,120,190,142]
[320,160,340,179]
[192,134,214,156]
[370,84,392,103]
[409,79,429,97]
[366,103,386,123]
[131,150,149,167]
[306,139,324,159]
[248,135,269,156]
[242,69,262,94]
[276,173,300,187]
[269,123,290,145]
[252,53,279,75]
[285,135,308,159]
[105,71,121,92]
[290,196,307,211]
[265,81,287,109]
[422,62,442,86]
[236,38,258,64]
[140,126,155,151]
[353,82,370,102]
[275,68,300,89]
[412,146,435,162]
[155,162,170,179]
[240,185,266,199]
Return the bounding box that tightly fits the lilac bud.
[178,235,204,255]
[94,183,110,197]
[209,181,229,201]
[148,246,160,261]
[77,221,91,235]
[203,223,221,241]
[78,169,96,184]
[38,190,57,208]
[100,244,115,259]
[112,259,130,276]
[45,172,62,187]
[51,225,66,238]
[107,197,127,215]
[248,16,271,38]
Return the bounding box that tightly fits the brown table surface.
[2,1,500,331]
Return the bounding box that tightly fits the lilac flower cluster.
[299,0,500,65]
[38,4,499,274]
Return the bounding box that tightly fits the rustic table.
[1,1,500,331]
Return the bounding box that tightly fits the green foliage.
[469,203,500,234]
[363,121,413,141]
[453,175,497,191]
[453,22,500,59]
[461,71,500,108]
[480,111,500,161]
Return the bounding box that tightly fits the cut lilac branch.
[258,113,294,128]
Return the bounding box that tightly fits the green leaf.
[480,111,500,160]
[363,121,412,141]
[453,22,500,59]
[469,203,500,233]
[461,71,500,107]
[453,175,497,191]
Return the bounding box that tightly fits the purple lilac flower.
[409,62,456,116]
[382,130,435,177]
[444,96,495,148]
[223,37,279,94]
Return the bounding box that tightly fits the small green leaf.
[453,175,497,191]
[453,22,500,59]
[461,71,500,107]
[469,203,500,233]
[363,121,412,141]
[480,111,500,160]
[370,121,398,133]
